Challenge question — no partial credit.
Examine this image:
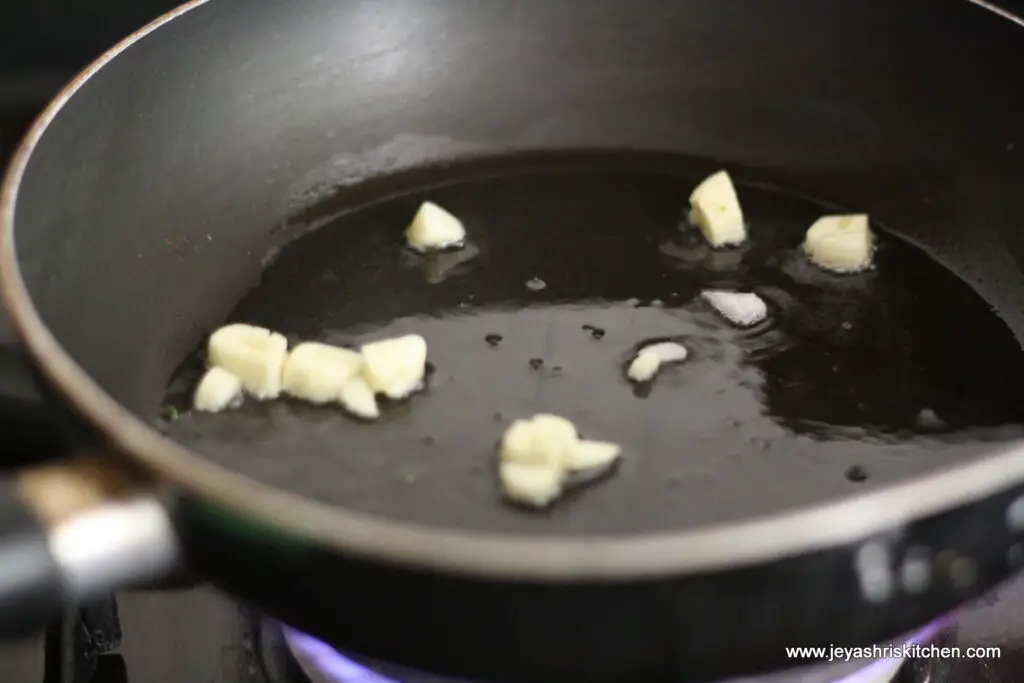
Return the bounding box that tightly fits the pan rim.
[3,0,1024,582]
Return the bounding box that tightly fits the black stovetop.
[0,580,1018,683]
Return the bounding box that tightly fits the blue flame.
[282,618,948,683]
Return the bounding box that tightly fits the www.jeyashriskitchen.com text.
[786,644,1001,663]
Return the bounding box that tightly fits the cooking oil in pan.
[161,152,1024,535]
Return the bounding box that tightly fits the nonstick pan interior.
[159,151,1024,536]
[8,0,1024,548]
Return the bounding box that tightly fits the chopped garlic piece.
[193,367,243,413]
[282,342,363,405]
[640,341,689,364]
[498,414,623,508]
[627,351,661,383]
[566,440,622,472]
[500,419,543,465]
[500,416,570,470]
[499,462,563,508]
[338,377,380,420]
[701,290,768,328]
[207,323,288,399]
[405,201,466,253]
[627,341,689,383]
[688,170,746,247]
[360,334,428,399]
[803,214,874,273]
[527,414,578,468]
[530,413,578,446]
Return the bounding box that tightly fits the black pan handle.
[0,310,183,637]
[0,455,181,637]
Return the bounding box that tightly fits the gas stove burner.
[279,626,468,683]
[277,618,948,683]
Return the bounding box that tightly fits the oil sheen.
[161,153,1024,536]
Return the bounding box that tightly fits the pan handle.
[0,455,181,637]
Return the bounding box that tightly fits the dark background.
[0,2,183,102]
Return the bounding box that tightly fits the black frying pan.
[1,1,1024,682]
